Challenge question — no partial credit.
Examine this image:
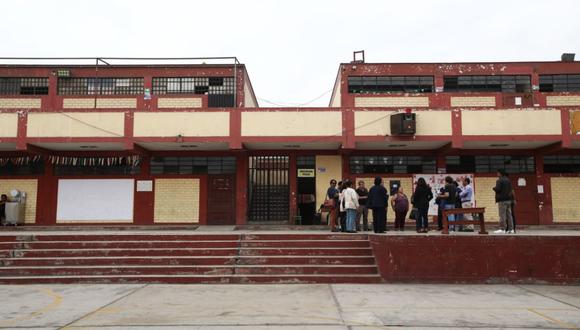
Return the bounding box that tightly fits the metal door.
[510,174,539,225]
[248,156,289,222]
[207,174,236,225]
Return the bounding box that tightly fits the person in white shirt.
[341,180,360,233]
[460,177,475,231]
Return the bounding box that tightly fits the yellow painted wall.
[242,111,342,136]
[134,112,230,137]
[546,96,580,106]
[571,110,580,135]
[354,97,429,108]
[315,156,342,209]
[354,110,451,136]
[0,98,41,109]
[63,98,136,109]
[355,177,412,223]
[0,179,37,224]
[154,179,200,223]
[462,110,561,135]
[550,177,580,222]
[473,177,498,222]
[27,112,124,137]
[416,111,452,135]
[0,113,18,137]
[157,98,202,108]
[354,111,395,136]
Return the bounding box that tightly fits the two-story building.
[0,55,579,227]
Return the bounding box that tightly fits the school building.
[1,55,580,227]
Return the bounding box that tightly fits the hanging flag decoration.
[47,155,141,167]
[0,155,42,167]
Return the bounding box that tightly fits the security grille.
[57,77,144,95]
[152,76,235,107]
[248,156,289,222]
[0,77,49,95]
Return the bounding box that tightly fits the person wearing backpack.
[391,187,409,231]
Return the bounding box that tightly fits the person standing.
[326,179,339,232]
[355,180,369,231]
[391,187,409,231]
[412,178,433,233]
[493,169,514,234]
[342,180,359,233]
[368,176,388,233]
[338,181,347,232]
[460,177,474,232]
[437,176,457,231]
[0,194,7,225]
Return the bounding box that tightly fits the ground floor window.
[446,155,535,174]
[543,155,580,173]
[0,160,44,176]
[150,157,236,175]
[350,156,436,174]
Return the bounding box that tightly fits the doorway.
[297,156,316,224]
[248,156,289,222]
[207,174,236,225]
[510,174,539,225]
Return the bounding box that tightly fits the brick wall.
[546,96,580,106]
[0,179,38,224]
[154,178,200,223]
[473,177,498,222]
[157,97,202,108]
[354,97,429,108]
[0,98,41,109]
[451,96,496,107]
[550,177,580,222]
[63,98,137,109]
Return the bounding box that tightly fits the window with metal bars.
[349,156,436,174]
[150,157,236,175]
[0,161,45,175]
[53,164,139,176]
[445,155,535,173]
[0,77,49,95]
[539,74,580,92]
[444,75,531,93]
[348,76,434,93]
[152,77,235,107]
[57,77,144,95]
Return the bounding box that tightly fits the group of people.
[325,170,516,234]
[326,176,437,234]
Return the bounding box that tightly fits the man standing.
[355,180,369,231]
[493,169,514,234]
[326,179,339,232]
[437,176,457,231]
[368,177,388,233]
[460,177,474,232]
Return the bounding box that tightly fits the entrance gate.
[248,156,289,222]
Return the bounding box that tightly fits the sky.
[1,0,579,107]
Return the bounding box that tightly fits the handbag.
[323,199,334,208]
[409,207,418,220]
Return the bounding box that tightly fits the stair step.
[238,247,373,256]
[10,248,238,258]
[17,234,240,242]
[2,256,236,267]
[234,265,378,275]
[0,240,239,250]
[236,256,376,265]
[243,234,368,241]
[240,240,369,248]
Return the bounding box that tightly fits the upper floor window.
[152,77,235,107]
[150,156,236,175]
[0,77,49,95]
[350,156,436,174]
[444,75,531,93]
[348,76,434,93]
[57,77,144,95]
[539,74,580,92]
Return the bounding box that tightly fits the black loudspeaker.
[390,112,416,135]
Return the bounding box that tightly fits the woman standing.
[341,180,359,233]
[411,178,433,233]
[391,187,409,231]
[367,177,388,233]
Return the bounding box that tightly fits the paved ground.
[0,284,578,329]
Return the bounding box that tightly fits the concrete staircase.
[0,232,382,284]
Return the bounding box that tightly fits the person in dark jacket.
[438,176,457,231]
[367,176,388,233]
[493,169,514,234]
[411,178,433,233]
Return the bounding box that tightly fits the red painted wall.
[370,235,580,284]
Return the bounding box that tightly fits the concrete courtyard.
[0,284,578,329]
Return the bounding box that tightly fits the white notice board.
[57,179,134,222]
